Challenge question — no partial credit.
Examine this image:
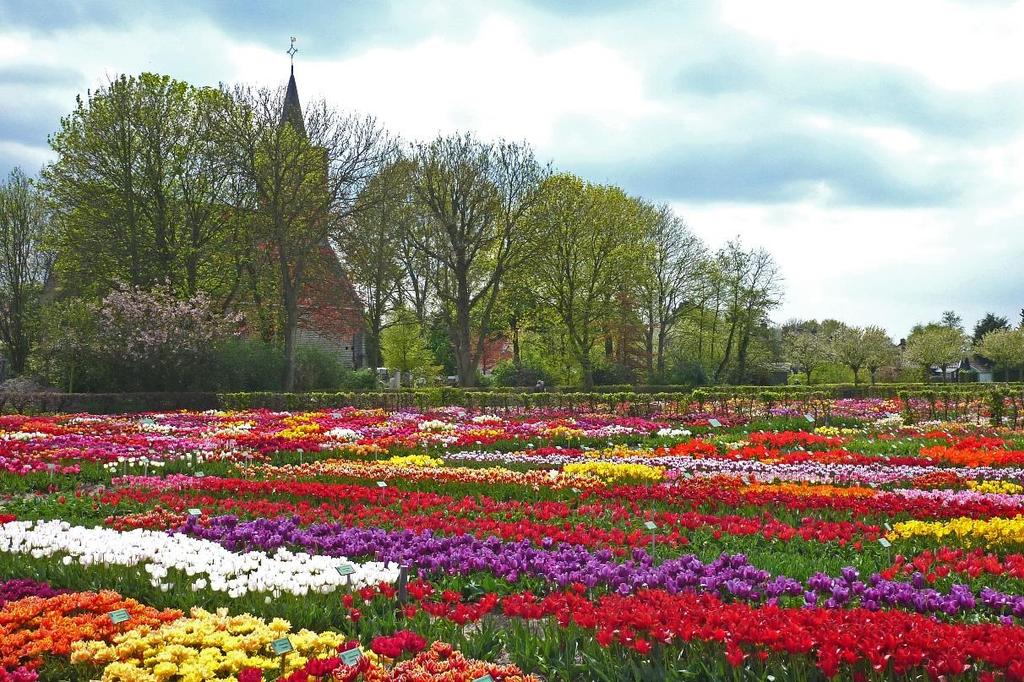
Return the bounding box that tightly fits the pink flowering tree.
[37,285,241,391]
[93,283,240,390]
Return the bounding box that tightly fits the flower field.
[3,402,1024,680]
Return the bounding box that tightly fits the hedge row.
[4,384,1024,420]
[216,390,695,414]
[0,391,219,415]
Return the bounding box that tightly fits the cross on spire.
[287,37,298,74]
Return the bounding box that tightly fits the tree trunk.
[656,323,669,376]
[580,352,594,389]
[510,317,521,368]
[366,326,381,369]
[644,324,655,379]
[282,290,299,391]
[735,321,751,384]
[5,290,28,374]
[714,320,737,383]
[454,276,476,387]
[280,246,302,392]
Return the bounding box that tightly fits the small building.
[928,356,995,383]
[965,356,995,383]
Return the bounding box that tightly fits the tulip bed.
[3,404,1024,680]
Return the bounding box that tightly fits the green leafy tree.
[528,174,647,389]
[977,328,1024,380]
[905,324,968,382]
[381,307,439,385]
[405,134,546,387]
[636,202,707,380]
[832,325,868,385]
[941,310,964,332]
[862,325,898,385]
[223,83,393,390]
[713,240,782,383]
[340,158,413,368]
[783,328,831,385]
[0,169,52,374]
[44,73,241,302]
[973,312,1010,344]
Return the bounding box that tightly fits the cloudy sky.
[1,0,1022,338]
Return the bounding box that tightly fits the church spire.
[281,37,306,136]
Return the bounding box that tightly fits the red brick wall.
[296,244,366,367]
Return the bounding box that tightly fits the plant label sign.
[804,413,815,423]
[271,637,293,655]
[376,481,387,488]
[188,508,201,517]
[878,538,892,548]
[473,676,495,682]
[108,609,130,624]
[884,523,892,531]
[708,418,722,428]
[644,521,658,531]
[340,648,362,666]
[336,563,356,577]
[195,471,205,478]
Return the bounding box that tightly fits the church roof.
[281,66,306,137]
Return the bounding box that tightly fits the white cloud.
[0,140,52,172]
[679,198,1023,336]
[229,15,659,148]
[719,0,1024,90]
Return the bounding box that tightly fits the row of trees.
[2,70,1019,391]
[781,310,1024,385]
[346,159,784,388]
[782,321,897,385]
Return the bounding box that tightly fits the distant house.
[965,356,995,383]
[927,364,962,382]
[928,356,994,383]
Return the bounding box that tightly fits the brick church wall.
[295,243,366,368]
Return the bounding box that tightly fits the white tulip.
[0,520,398,600]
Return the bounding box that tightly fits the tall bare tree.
[339,158,413,369]
[713,240,782,383]
[406,134,546,386]
[0,169,52,374]
[637,203,707,379]
[223,84,394,390]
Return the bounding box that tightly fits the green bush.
[592,362,636,386]
[210,339,285,392]
[491,360,553,387]
[340,368,378,390]
[292,346,382,392]
[658,359,707,386]
[294,345,348,391]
